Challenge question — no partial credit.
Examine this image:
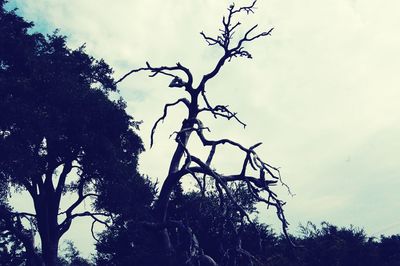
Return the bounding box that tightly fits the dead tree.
[117,1,292,264]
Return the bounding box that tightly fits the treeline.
[93,189,400,266]
[2,188,400,265]
[0,190,400,266]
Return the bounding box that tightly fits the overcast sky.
[8,0,400,257]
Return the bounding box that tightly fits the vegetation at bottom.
[93,188,400,266]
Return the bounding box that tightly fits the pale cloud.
[11,0,400,256]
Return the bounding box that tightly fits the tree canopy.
[0,1,145,265]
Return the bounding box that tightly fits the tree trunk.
[155,142,188,263]
[34,190,61,266]
[40,236,59,266]
[155,116,197,264]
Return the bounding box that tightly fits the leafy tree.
[296,222,372,266]
[115,1,291,265]
[95,176,156,266]
[267,222,381,266]
[0,1,144,265]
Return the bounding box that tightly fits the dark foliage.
[0,1,145,265]
[268,223,400,266]
[0,205,27,266]
[96,187,400,266]
[95,188,278,266]
[95,176,156,266]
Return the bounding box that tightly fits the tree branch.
[199,92,247,127]
[150,98,190,148]
[115,62,194,90]
[57,175,100,237]
[58,210,110,238]
[55,160,73,199]
[198,0,273,89]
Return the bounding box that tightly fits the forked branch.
[199,0,273,88]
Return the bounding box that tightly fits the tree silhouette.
[117,1,291,264]
[377,235,400,266]
[267,222,400,266]
[0,2,143,265]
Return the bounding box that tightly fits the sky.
[7,0,400,258]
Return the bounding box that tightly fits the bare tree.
[117,1,292,265]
